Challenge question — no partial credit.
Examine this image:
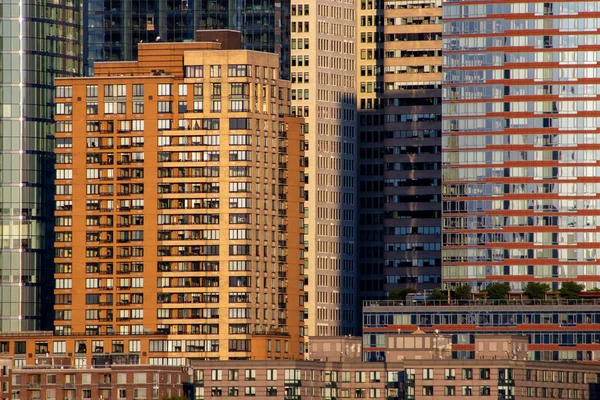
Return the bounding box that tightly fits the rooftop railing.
[363,298,600,308]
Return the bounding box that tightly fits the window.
[132,84,144,97]
[230,118,250,130]
[463,368,473,380]
[210,65,222,77]
[445,368,456,380]
[229,370,239,381]
[86,102,98,115]
[245,369,256,381]
[422,386,434,396]
[133,388,146,399]
[158,119,172,130]
[53,341,66,354]
[480,368,490,380]
[211,370,222,381]
[105,84,126,97]
[244,387,256,396]
[185,66,203,78]
[369,371,380,382]
[355,372,365,383]
[56,121,72,132]
[178,84,188,96]
[423,368,434,380]
[86,85,98,98]
[445,386,456,396]
[341,372,351,382]
[133,373,146,383]
[228,65,251,77]
[462,386,473,396]
[158,84,173,96]
[56,103,72,115]
[158,101,172,113]
[56,86,72,98]
[266,369,277,380]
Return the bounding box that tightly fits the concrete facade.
[53,32,305,361]
[291,0,360,336]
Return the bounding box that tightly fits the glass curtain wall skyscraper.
[0,1,81,331]
[84,0,290,78]
[442,0,600,291]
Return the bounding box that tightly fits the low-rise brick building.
[189,334,600,400]
[3,362,188,400]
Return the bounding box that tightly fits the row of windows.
[185,65,276,79]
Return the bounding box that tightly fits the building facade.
[83,0,291,78]
[53,32,305,361]
[291,0,360,336]
[0,1,81,332]
[189,334,600,400]
[442,0,600,291]
[357,0,443,299]
[363,300,600,363]
[3,361,188,400]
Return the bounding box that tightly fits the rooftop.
[363,298,600,309]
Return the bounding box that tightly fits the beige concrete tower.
[53,32,306,361]
[291,0,359,336]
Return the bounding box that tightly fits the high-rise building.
[0,1,81,332]
[291,0,360,336]
[442,0,600,291]
[357,0,442,297]
[83,0,290,78]
[53,32,306,360]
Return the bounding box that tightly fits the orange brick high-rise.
[53,31,306,361]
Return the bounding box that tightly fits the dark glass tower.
[83,0,290,79]
[0,1,81,331]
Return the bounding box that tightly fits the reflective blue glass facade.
[0,1,81,331]
[83,0,290,79]
[442,0,600,292]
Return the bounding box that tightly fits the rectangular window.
[56,103,73,115]
[86,85,98,98]
[158,84,173,96]
[228,65,251,77]
[158,101,173,113]
[56,86,72,98]
[185,66,203,78]
[210,65,222,78]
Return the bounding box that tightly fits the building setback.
[53,31,306,361]
[442,0,600,291]
[0,0,81,332]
